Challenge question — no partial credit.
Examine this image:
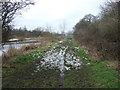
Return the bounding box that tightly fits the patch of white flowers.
[58,40,63,43]
[65,51,82,70]
[28,52,42,59]
[87,63,90,65]
[84,50,89,55]
[74,47,79,50]
[34,40,82,72]
[82,57,88,60]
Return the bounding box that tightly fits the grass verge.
[2,42,59,88]
[64,38,119,88]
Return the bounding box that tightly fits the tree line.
[73,0,120,61]
[9,27,62,39]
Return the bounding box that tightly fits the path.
[34,39,82,88]
[2,39,119,88]
[2,39,89,88]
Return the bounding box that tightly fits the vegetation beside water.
[3,42,60,88]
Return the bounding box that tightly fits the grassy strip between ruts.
[64,38,118,88]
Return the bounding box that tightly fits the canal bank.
[2,38,119,88]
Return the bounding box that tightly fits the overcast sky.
[14,0,106,33]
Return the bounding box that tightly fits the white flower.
[73,57,76,59]
[87,63,90,65]
[38,56,40,58]
[34,70,38,72]
[65,66,70,70]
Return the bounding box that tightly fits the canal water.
[0,40,41,56]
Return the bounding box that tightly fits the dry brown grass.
[2,44,41,64]
[75,36,119,72]
[32,36,65,42]
[2,36,64,64]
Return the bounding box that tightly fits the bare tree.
[0,0,34,43]
[0,18,2,43]
[59,21,67,35]
[45,24,53,32]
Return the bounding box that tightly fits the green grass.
[64,39,119,88]
[2,38,119,88]
[15,43,55,64]
[16,48,45,64]
[3,44,52,77]
[3,64,59,88]
[87,60,118,88]
[70,38,89,58]
[2,42,59,88]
